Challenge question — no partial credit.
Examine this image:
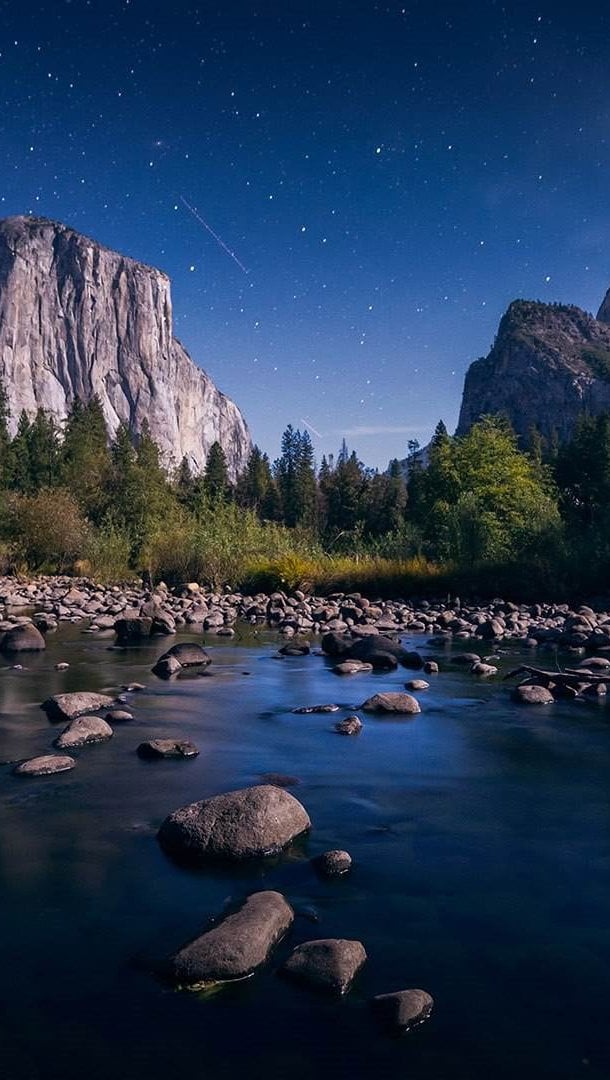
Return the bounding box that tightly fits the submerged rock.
[313,850,352,877]
[41,691,115,722]
[371,988,434,1033]
[293,704,339,714]
[169,891,294,989]
[405,679,430,691]
[158,784,311,863]
[360,692,421,715]
[14,754,76,776]
[55,716,113,748]
[282,939,366,994]
[137,739,199,759]
[333,659,374,675]
[334,716,363,736]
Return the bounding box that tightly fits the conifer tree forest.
[0,382,607,600]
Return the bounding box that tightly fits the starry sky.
[1,0,609,468]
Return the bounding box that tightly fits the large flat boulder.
[158,784,311,863]
[169,891,293,989]
[14,754,75,776]
[41,691,116,723]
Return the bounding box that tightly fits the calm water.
[1,624,609,1079]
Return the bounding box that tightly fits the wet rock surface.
[361,692,421,715]
[14,754,76,776]
[168,891,294,989]
[158,784,311,863]
[371,988,434,1033]
[41,691,116,722]
[313,850,352,877]
[55,716,113,749]
[282,938,366,994]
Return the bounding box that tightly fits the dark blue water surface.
[1,625,609,1080]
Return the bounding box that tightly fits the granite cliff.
[456,296,610,444]
[0,216,251,475]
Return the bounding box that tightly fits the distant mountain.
[456,295,610,444]
[0,215,251,475]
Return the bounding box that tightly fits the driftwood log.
[505,665,609,689]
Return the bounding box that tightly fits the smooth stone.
[360,692,421,715]
[137,739,199,759]
[54,662,70,671]
[114,616,153,644]
[371,988,434,1033]
[333,660,374,675]
[158,784,311,863]
[512,684,554,704]
[159,642,211,667]
[14,754,76,776]
[169,891,294,989]
[55,716,113,748]
[423,660,439,674]
[405,679,430,691]
[334,715,363,736]
[282,939,366,995]
[122,682,146,691]
[313,850,352,877]
[452,652,481,666]
[41,691,115,722]
[1,623,46,653]
[105,709,134,723]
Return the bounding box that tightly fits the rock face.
[0,216,251,475]
[168,891,294,988]
[457,299,610,444]
[158,784,311,863]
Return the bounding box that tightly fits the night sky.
[1,1,609,468]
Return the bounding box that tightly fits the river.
[1,624,609,1079]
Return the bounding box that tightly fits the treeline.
[0,383,609,599]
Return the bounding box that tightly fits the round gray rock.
[512,684,554,705]
[158,784,311,862]
[160,642,211,667]
[361,692,421,715]
[14,754,76,777]
[282,938,366,994]
[55,716,113,749]
[169,891,293,988]
[405,679,430,691]
[1,624,46,653]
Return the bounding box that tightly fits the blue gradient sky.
[1,0,609,466]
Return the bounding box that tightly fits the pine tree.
[61,397,111,521]
[8,411,33,492]
[27,409,60,490]
[203,441,229,501]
